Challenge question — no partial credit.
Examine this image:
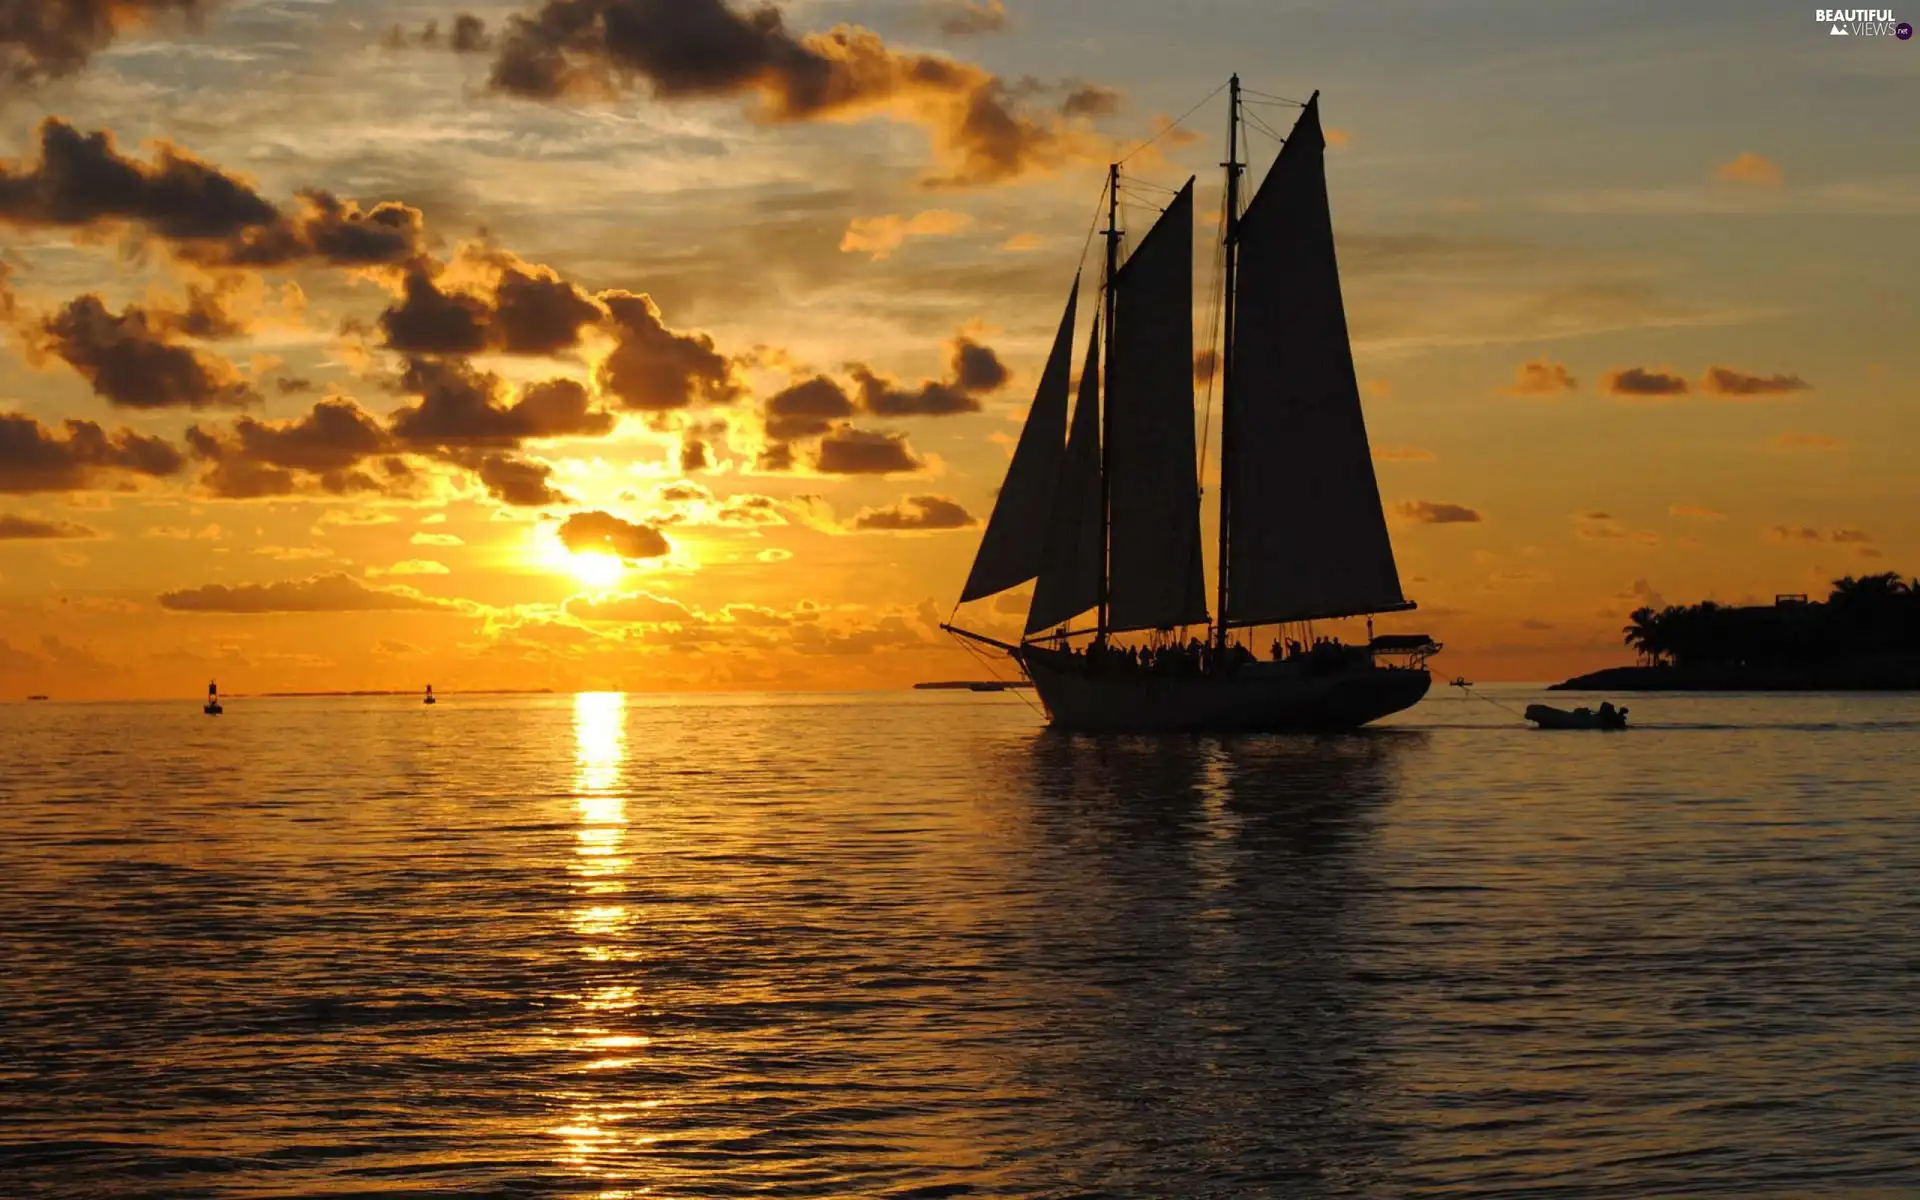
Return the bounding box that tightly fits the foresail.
[1224,96,1407,625]
[1026,318,1104,634]
[1106,180,1210,633]
[959,280,1078,604]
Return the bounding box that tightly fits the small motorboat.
[1525,703,1627,730]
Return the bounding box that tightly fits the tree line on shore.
[1622,573,1920,668]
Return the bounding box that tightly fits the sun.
[569,552,626,589]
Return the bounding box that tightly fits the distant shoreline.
[1553,660,1920,692]
[232,689,557,698]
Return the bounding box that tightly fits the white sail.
[959,281,1078,604]
[1224,96,1407,625]
[1106,180,1209,633]
[1026,319,1104,634]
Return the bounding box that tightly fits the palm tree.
[1623,606,1668,666]
[1829,573,1910,607]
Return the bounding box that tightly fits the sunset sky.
[2,0,1915,699]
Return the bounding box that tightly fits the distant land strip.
[229,689,558,698]
[1553,658,1920,692]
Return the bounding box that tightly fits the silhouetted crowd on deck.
[1048,634,1368,679]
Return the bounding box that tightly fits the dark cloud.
[597,291,738,411]
[35,294,259,410]
[493,264,604,355]
[378,260,603,357]
[1767,524,1824,543]
[0,117,272,240]
[950,335,1008,392]
[757,440,794,472]
[159,572,458,613]
[765,375,856,440]
[847,331,1006,417]
[276,377,314,395]
[813,427,924,475]
[558,509,671,560]
[380,267,489,355]
[1505,358,1576,396]
[451,13,490,52]
[187,399,393,499]
[481,0,1099,186]
[156,283,252,340]
[851,494,975,530]
[0,412,185,492]
[852,367,975,416]
[474,453,570,506]
[1395,500,1483,525]
[1602,366,1689,398]
[931,0,1006,36]
[1061,83,1121,118]
[715,494,784,526]
[0,513,98,539]
[1,1,216,88]
[0,121,425,266]
[1700,366,1810,398]
[390,359,614,447]
[207,190,427,269]
[1766,524,1872,548]
[182,442,293,498]
[680,437,709,472]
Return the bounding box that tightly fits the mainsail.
[958,280,1078,604]
[1026,320,1104,634]
[1104,179,1209,633]
[1223,95,1407,625]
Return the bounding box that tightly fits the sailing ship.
[943,79,1440,733]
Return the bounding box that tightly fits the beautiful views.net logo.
[1816,7,1913,36]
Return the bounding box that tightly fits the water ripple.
[2,689,1918,1196]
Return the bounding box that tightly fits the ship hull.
[1017,650,1430,733]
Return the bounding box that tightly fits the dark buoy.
[424,683,437,706]
[204,680,223,715]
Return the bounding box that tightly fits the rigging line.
[1117,190,1176,213]
[1451,682,1529,721]
[954,635,1044,718]
[1119,176,1183,195]
[1077,171,1111,272]
[1243,109,1288,143]
[1195,187,1227,492]
[1116,79,1228,165]
[1239,88,1305,105]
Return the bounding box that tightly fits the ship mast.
[1097,162,1121,642]
[1214,74,1244,656]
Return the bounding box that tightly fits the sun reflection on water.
[555,692,653,1182]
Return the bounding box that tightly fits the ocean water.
[3,687,1918,1198]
